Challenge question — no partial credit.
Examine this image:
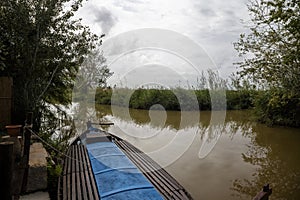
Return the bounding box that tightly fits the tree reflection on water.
[231,124,300,200]
[95,105,300,199]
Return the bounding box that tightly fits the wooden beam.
[0,141,14,200]
[0,77,13,129]
[87,121,114,128]
[21,112,33,193]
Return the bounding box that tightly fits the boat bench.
[58,144,99,200]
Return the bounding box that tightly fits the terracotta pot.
[5,125,22,137]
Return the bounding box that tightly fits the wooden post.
[0,141,14,200]
[23,112,33,159]
[87,120,92,129]
[0,77,13,129]
[253,184,272,200]
[21,112,33,193]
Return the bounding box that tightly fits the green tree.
[235,0,300,90]
[234,0,300,126]
[0,0,101,128]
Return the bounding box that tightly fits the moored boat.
[58,123,193,200]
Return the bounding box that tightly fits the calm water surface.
[95,105,300,200]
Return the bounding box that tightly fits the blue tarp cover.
[87,142,164,200]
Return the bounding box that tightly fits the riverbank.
[93,88,255,111]
[89,88,300,127]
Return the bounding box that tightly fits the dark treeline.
[94,87,255,111]
[89,70,256,111]
[92,87,300,127]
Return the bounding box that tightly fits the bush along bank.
[253,89,300,127]
[94,88,256,111]
[94,87,300,127]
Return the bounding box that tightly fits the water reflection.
[232,124,300,200]
[95,105,300,199]
[96,105,201,130]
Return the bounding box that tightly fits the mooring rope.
[25,127,88,165]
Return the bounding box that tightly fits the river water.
[95,105,300,200]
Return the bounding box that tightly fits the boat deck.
[87,141,163,200]
[59,130,193,199]
[59,144,99,200]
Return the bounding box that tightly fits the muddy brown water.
[95,105,300,200]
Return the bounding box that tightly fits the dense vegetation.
[90,69,255,112]
[234,0,300,127]
[94,87,256,111]
[0,0,100,128]
[95,77,299,127]
[0,0,111,198]
[0,0,113,149]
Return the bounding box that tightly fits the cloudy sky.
[75,0,251,88]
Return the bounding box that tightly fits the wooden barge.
[58,124,193,200]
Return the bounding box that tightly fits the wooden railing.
[0,112,33,199]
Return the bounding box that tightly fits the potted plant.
[5,125,22,137]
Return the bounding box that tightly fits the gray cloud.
[193,1,217,18]
[198,8,217,17]
[93,7,118,34]
[112,0,144,13]
[188,0,250,77]
[76,0,251,81]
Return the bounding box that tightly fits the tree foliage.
[75,48,113,91]
[235,0,299,90]
[0,0,102,127]
[235,0,300,126]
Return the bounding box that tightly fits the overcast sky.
[75,0,251,88]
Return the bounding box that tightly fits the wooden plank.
[124,140,187,193]
[61,133,192,200]
[124,140,181,189]
[57,171,62,200]
[0,142,14,200]
[0,77,13,129]
[60,144,101,200]
[71,146,76,200]
[62,149,70,200]
[119,141,175,195]
[80,146,93,199]
[62,175,67,200]
[116,141,175,197]
[82,146,99,200]
[91,122,114,126]
[79,145,88,200]
[124,140,181,187]
[75,145,82,200]
[65,150,70,200]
